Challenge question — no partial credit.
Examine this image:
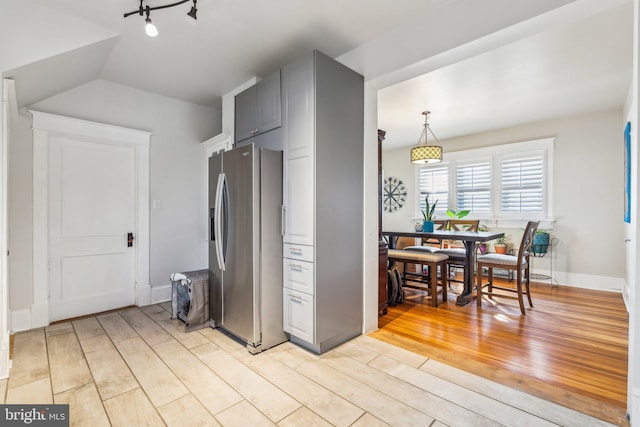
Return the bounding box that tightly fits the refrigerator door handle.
[210,207,215,241]
[221,173,230,262]
[214,172,226,271]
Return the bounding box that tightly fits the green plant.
[478,224,489,232]
[421,194,438,221]
[495,235,507,244]
[446,209,470,219]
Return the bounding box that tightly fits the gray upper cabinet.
[235,70,282,143]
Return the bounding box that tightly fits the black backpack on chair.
[387,264,404,306]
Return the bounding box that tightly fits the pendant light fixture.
[124,0,198,37]
[410,111,443,164]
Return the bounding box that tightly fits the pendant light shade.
[411,145,442,164]
[410,111,443,164]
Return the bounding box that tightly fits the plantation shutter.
[418,165,448,216]
[456,161,491,213]
[500,155,544,213]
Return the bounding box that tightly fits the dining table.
[383,229,505,305]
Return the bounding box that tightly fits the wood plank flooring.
[372,278,629,426]
[4,302,618,426]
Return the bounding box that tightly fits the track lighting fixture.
[124,0,198,37]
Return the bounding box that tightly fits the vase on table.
[422,220,434,232]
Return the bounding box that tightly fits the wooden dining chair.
[419,219,448,251]
[476,221,540,314]
[402,219,448,288]
[402,220,448,255]
[435,219,480,287]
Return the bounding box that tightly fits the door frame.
[30,110,151,329]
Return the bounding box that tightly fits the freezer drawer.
[283,288,314,343]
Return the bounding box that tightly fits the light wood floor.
[2,302,618,426]
[372,277,629,426]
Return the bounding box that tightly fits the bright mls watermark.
[0,405,69,426]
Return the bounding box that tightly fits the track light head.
[186,0,197,24]
[124,0,198,36]
[145,17,158,37]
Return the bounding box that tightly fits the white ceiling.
[378,2,634,149]
[22,0,453,108]
[7,0,634,148]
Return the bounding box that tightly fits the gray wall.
[9,79,221,311]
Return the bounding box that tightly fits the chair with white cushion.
[476,221,539,315]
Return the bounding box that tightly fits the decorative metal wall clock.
[383,176,407,213]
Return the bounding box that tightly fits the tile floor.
[1,303,618,426]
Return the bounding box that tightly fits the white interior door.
[48,135,136,321]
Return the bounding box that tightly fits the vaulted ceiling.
[3,0,633,148]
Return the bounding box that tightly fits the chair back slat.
[518,221,540,265]
[447,219,479,232]
[421,219,448,247]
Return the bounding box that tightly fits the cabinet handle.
[281,205,286,236]
[290,264,304,272]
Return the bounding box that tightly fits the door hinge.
[127,232,135,247]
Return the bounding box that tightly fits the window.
[415,138,553,223]
[456,160,491,213]
[500,155,544,214]
[417,165,448,216]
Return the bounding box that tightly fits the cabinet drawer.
[283,258,314,295]
[283,243,313,262]
[283,288,314,343]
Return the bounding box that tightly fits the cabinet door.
[283,53,315,245]
[235,85,258,142]
[256,70,281,134]
[283,288,314,343]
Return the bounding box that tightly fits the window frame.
[414,138,554,227]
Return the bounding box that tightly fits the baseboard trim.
[151,284,171,304]
[30,302,49,329]
[531,269,624,293]
[137,282,152,306]
[11,309,31,333]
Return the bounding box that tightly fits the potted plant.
[532,229,550,255]
[445,208,471,230]
[446,209,471,219]
[494,235,508,254]
[421,194,437,232]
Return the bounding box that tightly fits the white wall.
[8,113,33,311]
[382,108,625,291]
[8,79,221,312]
[627,0,639,421]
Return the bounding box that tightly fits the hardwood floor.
[372,278,629,426]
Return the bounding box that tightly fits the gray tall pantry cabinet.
[282,51,364,354]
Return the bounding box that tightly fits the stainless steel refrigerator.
[208,144,287,353]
